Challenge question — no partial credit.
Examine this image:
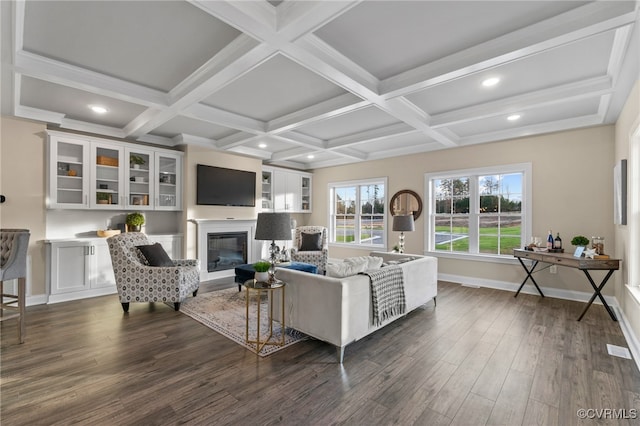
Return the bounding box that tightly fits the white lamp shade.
[392,214,415,232]
[255,212,292,241]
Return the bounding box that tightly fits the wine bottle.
[547,231,553,250]
[554,233,562,249]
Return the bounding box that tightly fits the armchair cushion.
[136,243,173,267]
[299,232,322,251]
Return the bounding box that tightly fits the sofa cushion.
[299,232,322,251]
[136,243,174,267]
[326,260,369,278]
[344,255,384,270]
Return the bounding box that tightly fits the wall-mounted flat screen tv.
[196,164,256,207]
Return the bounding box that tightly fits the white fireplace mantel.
[189,219,262,281]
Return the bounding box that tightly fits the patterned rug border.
[178,288,307,357]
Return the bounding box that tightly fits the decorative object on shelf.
[392,214,415,253]
[253,261,271,282]
[96,192,111,204]
[571,235,590,247]
[67,169,77,177]
[96,156,118,166]
[390,189,423,220]
[129,154,145,169]
[254,212,292,283]
[591,236,605,255]
[584,247,597,259]
[96,229,120,238]
[571,235,589,257]
[125,212,145,232]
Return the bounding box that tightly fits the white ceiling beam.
[216,132,262,150]
[14,51,168,107]
[430,76,613,128]
[276,1,361,39]
[458,115,604,147]
[380,3,638,98]
[327,123,415,149]
[328,146,369,161]
[183,103,266,134]
[267,93,369,134]
[270,146,316,162]
[124,43,277,138]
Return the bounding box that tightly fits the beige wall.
[182,144,263,259]
[310,125,617,295]
[0,116,47,296]
[614,80,640,342]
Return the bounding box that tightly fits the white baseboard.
[438,273,640,372]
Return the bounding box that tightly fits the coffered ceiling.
[1,1,638,169]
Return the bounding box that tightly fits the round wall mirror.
[390,189,423,220]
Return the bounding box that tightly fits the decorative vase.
[255,271,269,282]
[127,225,141,232]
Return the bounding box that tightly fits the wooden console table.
[513,249,620,321]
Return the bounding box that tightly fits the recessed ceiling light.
[507,114,521,121]
[482,77,500,87]
[307,154,315,159]
[258,143,267,148]
[89,104,108,114]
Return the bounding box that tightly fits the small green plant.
[129,154,146,166]
[253,261,271,272]
[126,212,145,227]
[96,192,110,201]
[571,235,589,246]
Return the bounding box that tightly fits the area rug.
[178,287,307,357]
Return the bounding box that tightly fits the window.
[329,178,387,248]
[425,164,531,260]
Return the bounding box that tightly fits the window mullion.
[469,176,479,254]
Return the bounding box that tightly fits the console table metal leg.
[515,258,544,297]
[577,270,617,321]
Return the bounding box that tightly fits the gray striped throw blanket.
[361,265,406,326]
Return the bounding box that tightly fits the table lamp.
[392,214,414,253]
[255,212,292,282]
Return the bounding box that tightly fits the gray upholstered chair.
[107,232,200,312]
[290,225,328,274]
[0,229,30,343]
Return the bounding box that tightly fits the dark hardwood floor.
[2,280,639,425]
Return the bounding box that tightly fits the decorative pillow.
[326,260,368,278]
[344,256,383,270]
[299,232,322,251]
[136,243,174,267]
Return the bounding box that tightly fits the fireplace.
[191,219,263,281]
[207,232,247,272]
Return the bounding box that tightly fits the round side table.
[243,279,286,353]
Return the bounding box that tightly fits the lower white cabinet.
[46,234,183,303]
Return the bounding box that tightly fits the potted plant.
[253,261,271,282]
[96,192,111,204]
[571,235,589,247]
[126,212,145,232]
[130,154,145,169]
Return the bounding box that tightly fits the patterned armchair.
[290,226,328,274]
[107,232,200,312]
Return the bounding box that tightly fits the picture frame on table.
[573,246,585,257]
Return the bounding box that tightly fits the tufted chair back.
[0,229,30,281]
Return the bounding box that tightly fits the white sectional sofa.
[273,251,437,362]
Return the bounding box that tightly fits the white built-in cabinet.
[46,235,182,303]
[48,130,182,211]
[262,166,312,213]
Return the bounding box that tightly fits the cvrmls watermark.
[577,408,637,419]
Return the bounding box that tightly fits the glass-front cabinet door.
[261,169,273,211]
[125,148,154,210]
[90,143,124,209]
[155,152,181,210]
[49,136,90,209]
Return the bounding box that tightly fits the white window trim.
[327,177,388,250]
[424,163,532,264]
